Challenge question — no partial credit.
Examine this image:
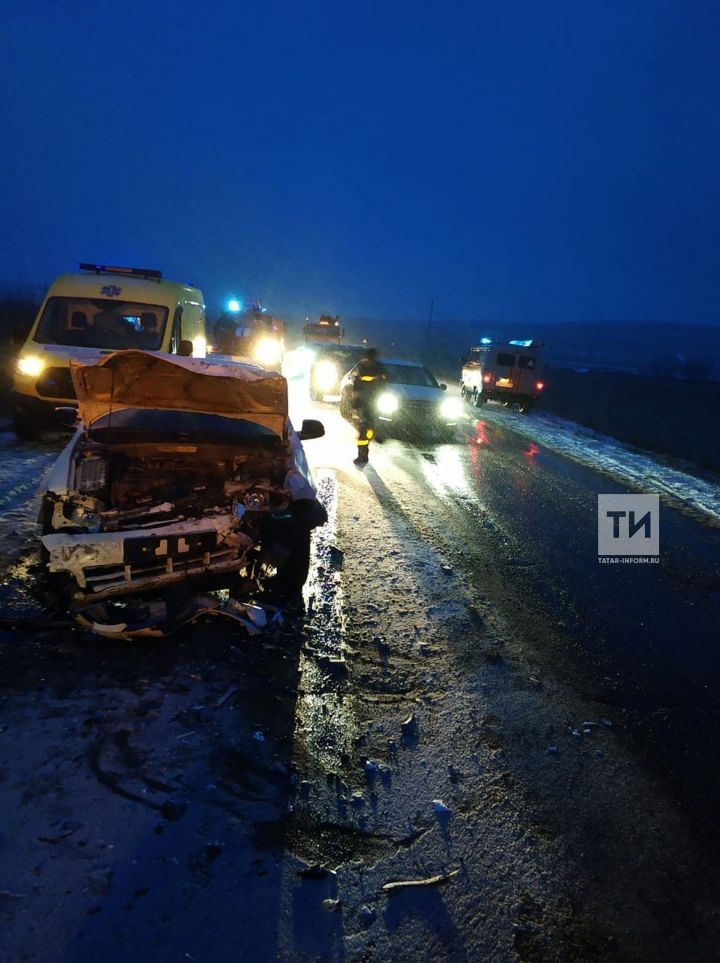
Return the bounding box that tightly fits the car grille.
[81,546,241,598]
[36,368,76,400]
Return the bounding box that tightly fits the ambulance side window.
[496,352,515,367]
[518,355,536,369]
[170,306,183,354]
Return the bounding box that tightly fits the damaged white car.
[39,350,327,637]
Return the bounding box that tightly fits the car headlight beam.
[253,336,282,368]
[314,360,339,392]
[376,392,399,416]
[17,355,45,377]
[439,396,464,421]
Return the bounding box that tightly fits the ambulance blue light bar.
[508,339,534,347]
[79,263,163,280]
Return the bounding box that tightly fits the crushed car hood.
[70,350,288,436]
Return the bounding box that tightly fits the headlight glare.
[17,355,45,377]
[254,337,282,368]
[440,396,464,421]
[314,360,338,392]
[376,392,399,416]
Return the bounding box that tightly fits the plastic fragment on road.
[401,712,415,730]
[441,564,453,574]
[382,869,460,892]
[214,686,238,708]
[322,898,342,912]
[432,799,451,815]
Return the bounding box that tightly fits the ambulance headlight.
[254,337,282,368]
[17,355,45,377]
[439,396,463,421]
[376,392,399,416]
[314,360,338,392]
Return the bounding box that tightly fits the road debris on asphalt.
[382,869,461,892]
[214,686,238,708]
[73,595,285,640]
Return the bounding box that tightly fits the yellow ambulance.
[11,264,206,438]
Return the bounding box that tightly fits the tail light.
[483,373,493,384]
[536,381,544,391]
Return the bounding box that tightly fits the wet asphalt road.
[1,388,720,961]
[305,390,720,817]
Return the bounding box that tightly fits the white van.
[11,264,206,437]
[460,339,545,413]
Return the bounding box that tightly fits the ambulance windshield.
[35,297,169,350]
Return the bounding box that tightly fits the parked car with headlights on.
[309,343,367,401]
[339,357,463,438]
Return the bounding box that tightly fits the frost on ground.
[1,417,719,961]
[323,458,720,962]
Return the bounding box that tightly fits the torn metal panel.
[70,350,288,436]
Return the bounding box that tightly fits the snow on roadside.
[476,406,720,527]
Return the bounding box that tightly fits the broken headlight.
[75,455,108,494]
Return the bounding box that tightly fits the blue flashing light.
[228,298,242,313]
[481,337,492,344]
[509,339,533,347]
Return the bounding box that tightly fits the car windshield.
[35,297,169,350]
[383,363,439,387]
[88,408,282,446]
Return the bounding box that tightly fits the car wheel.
[14,410,39,440]
[474,390,486,407]
[310,385,322,402]
[460,383,469,400]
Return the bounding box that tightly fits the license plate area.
[123,531,217,565]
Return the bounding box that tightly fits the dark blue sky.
[1,0,719,323]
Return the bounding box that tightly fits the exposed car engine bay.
[38,350,327,638]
